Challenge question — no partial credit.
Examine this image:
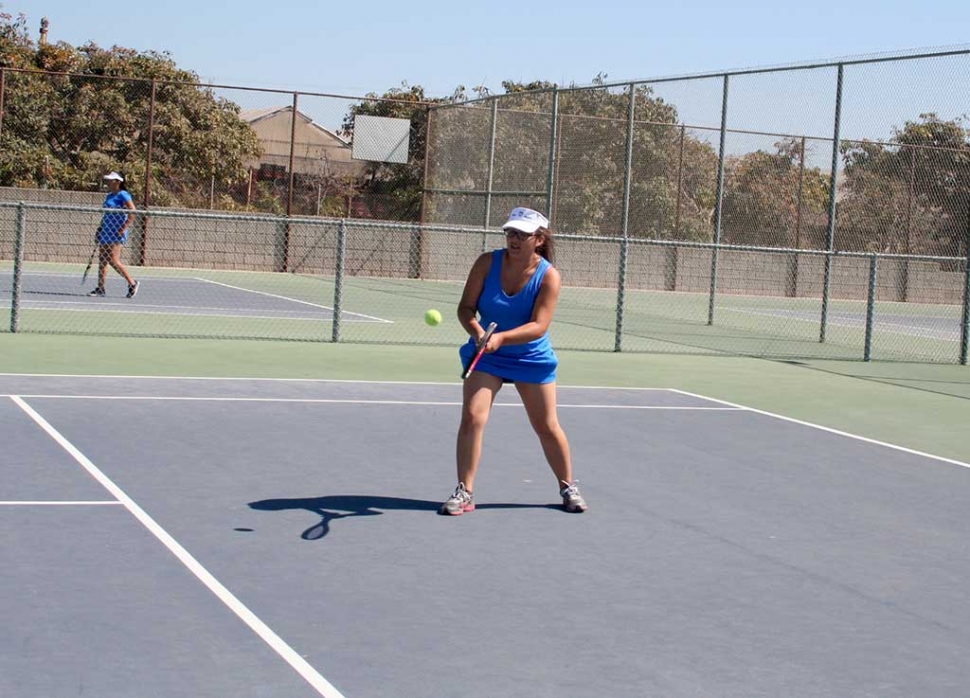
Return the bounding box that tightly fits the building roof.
[240,106,350,146]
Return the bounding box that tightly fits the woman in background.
[88,171,139,298]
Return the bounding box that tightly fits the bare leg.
[96,245,110,290]
[455,371,503,492]
[515,381,573,487]
[108,244,135,285]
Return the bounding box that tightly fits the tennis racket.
[461,322,498,379]
[81,246,97,285]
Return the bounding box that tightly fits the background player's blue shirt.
[98,190,133,244]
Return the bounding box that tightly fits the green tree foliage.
[424,75,720,240]
[721,138,830,247]
[838,114,970,255]
[0,12,261,206]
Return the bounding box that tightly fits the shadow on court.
[249,495,560,539]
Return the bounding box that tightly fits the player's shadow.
[248,495,558,540]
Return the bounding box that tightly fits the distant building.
[240,107,368,181]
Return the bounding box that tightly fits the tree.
[424,75,719,241]
[721,138,830,248]
[838,114,970,255]
[0,13,261,206]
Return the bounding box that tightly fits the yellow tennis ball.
[425,309,442,326]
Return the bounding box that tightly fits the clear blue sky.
[11,0,969,98]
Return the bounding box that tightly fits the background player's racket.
[81,246,97,285]
[461,322,498,379]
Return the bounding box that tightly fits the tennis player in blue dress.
[441,207,588,515]
[88,171,139,298]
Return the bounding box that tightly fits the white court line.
[670,389,970,471]
[0,500,121,506]
[3,394,737,409]
[0,372,675,389]
[196,278,392,323]
[720,306,960,341]
[9,395,346,698]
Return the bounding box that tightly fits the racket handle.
[461,322,497,379]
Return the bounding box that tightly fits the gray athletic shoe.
[560,481,588,513]
[440,483,475,516]
[126,280,139,298]
[87,287,105,297]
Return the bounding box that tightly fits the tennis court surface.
[3,374,970,698]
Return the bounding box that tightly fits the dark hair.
[117,173,128,192]
[535,226,555,263]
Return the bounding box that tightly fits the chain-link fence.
[0,68,427,222]
[425,49,970,259]
[3,201,967,364]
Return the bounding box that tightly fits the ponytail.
[536,226,555,264]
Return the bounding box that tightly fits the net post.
[864,254,878,361]
[10,202,25,333]
[332,218,346,343]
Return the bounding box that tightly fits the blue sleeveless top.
[458,249,559,384]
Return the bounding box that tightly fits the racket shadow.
[249,495,438,540]
[249,495,561,539]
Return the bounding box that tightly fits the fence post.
[961,197,970,365]
[332,219,346,343]
[709,74,730,326]
[10,203,25,333]
[864,254,878,361]
[0,69,5,144]
[139,78,157,267]
[615,83,637,352]
[667,124,686,292]
[280,92,300,272]
[821,64,844,342]
[902,146,916,302]
[545,88,559,224]
[788,136,806,297]
[483,99,498,252]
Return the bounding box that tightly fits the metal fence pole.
[10,203,25,333]
[0,69,6,150]
[280,92,299,272]
[483,100,498,251]
[139,78,157,268]
[615,83,637,352]
[667,124,686,292]
[961,198,970,365]
[708,75,730,326]
[901,146,916,302]
[788,136,806,297]
[332,218,346,343]
[864,254,878,361]
[821,64,844,342]
[545,88,559,223]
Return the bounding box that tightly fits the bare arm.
[456,252,492,341]
[123,199,136,234]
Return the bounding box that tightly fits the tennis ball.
[425,309,443,327]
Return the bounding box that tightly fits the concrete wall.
[1,187,964,305]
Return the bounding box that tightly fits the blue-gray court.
[2,375,969,698]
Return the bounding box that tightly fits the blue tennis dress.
[97,190,133,244]
[459,249,559,384]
